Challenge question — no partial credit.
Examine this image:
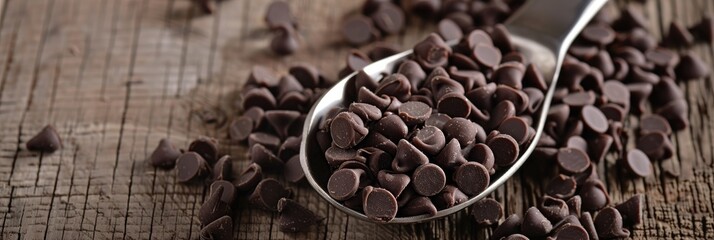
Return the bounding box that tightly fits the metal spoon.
[300,0,607,223]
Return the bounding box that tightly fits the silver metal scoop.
[300,0,607,223]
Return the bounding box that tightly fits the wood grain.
[0,0,712,239]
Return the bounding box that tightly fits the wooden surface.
[0,0,713,239]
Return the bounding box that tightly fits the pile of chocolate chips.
[265,1,301,55]
[341,0,525,46]
[319,26,547,222]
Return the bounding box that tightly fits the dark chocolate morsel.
[557,148,591,174]
[371,3,405,34]
[436,139,468,170]
[189,137,219,164]
[249,178,292,212]
[361,132,398,156]
[358,87,392,110]
[581,105,609,134]
[26,125,62,153]
[199,186,231,225]
[150,138,181,169]
[243,87,277,111]
[580,179,610,212]
[265,110,301,139]
[277,198,323,233]
[251,143,284,171]
[362,186,398,222]
[412,126,446,156]
[492,214,523,240]
[675,52,710,80]
[589,133,614,164]
[200,215,233,240]
[472,43,502,69]
[425,113,452,129]
[377,170,410,198]
[341,15,378,46]
[376,73,412,102]
[374,114,409,142]
[437,92,471,118]
[392,139,429,173]
[289,63,320,88]
[236,163,263,192]
[492,62,525,90]
[471,198,503,226]
[247,65,279,88]
[594,207,630,239]
[665,22,694,46]
[566,195,582,217]
[453,162,489,196]
[624,149,652,177]
[615,194,643,226]
[580,212,598,240]
[636,132,674,161]
[487,134,519,167]
[412,163,446,196]
[249,132,281,152]
[434,185,468,209]
[325,146,363,168]
[627,83,653,115]
[399,196,438,217]
[210,180,236,205]
[538,196,569,223]
[488,100,516,130]
[278,136,301,160]
[229,117,254,142]
[270,24,300,55]
[330,112,369,149]
[368,42,401,61]
[498,117,529,145]
[655,99,689,131]
[399,101,432,126]
[176,152,210,183]
[521,207,553,238]
[463,143,495,173]
[640,114,672,136]
[443,117,479,146]
[328,168,366,201]
[265,1,296,29]
[284,155,305,183]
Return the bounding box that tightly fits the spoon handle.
[506,0,608,58]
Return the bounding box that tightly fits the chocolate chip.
[581,24,616,46]
[288,63,320,88]
[600,104,626,123]
[270,24,300,55]
[463,29,494,51]
[437,93,472,118]
[614,194,643,226]
[249,178,291,211]
[413,33,452,70]
[666,22,694,46]
[283,155,305,183]
[491,24,514,53]
[472,44,502,69]
[463,143,495,173]
[690,16,714,43]
[580,179,610,212]
[400,196,438,217]
[200,215,232,240]
[412,163,446,196]
[487,133,519,167]
[431,76,466,101]
[553,224,589,240]
[26,125,62,153]
[229,117,254,142]
[636,132,674,161]
[395,101,431,126]
[539,196,569,222]
[188,137,219,164]
[453,162,489,196]
[675,52,710,80]
[376,73,411,102]
[441,117,478,146]
[368,42,401,61]
[265,1,296,29]
[627,83,653,115]
[656,99,689,130]
[488,100,516,130]
[210,180,237,205]
[362,186,398,222]
[212,155,233,181]
[398,60,427,91]
[438,18,463,42]
[376,170,410,198]
[563,91,595,107]
[623,149,652,178]
[594,207,630,239]
[425,113,452,129]
[277,198,323,233]
[328,168,366,201]
[471,198,503,226]
[371,3,405,35]
[639,114,672,136]
[276,136,300,161]
[588,134,613,164]
[325,146,362,168]
[557,148,591,175]
[545,174,577,199]
[521,207,553,238]
[495,85,529,114]
[412,126,446,156]
[250,143,284,170]
[581,105,609,134]
[330,112,369,149]
[342,15,378,46]
[566,195,582,217]
[199,185,231,225]
[523,64,548,91]
[565,136,588,154]
[434,185,468,209]
[498,117,530,145]
[150,138,181,169]
[243,87,277,110]
[445,12,474,33]
[236,163,263,192]
[493,214,523,240]
[358,87,392,110]
[579,212,598,240]
[436,139,468,170]
[361,132,398,156]
[390,139,428,173]
[176,152,210,183]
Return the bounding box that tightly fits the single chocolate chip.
[275,75,304,100]
[581,105,609,134]
[400,196,438,217]
[176,152,210,183]
[675,52,710,80]
[283,155,305,183]
[288,63,319,88]
[492,214,523,240]
[651,77,683,107]
[212,155,232,181]
[453,162,489,196]
[645,48,680,69]
[450,54,482,72]
[600,104,626,123]
[588,51,615,79]
[362,186,398,222]
[413,33,452,70]
[463,143,495,173]
[580,179,610,212]
[270,24,300,55]
[376,73,411,102]
[563,91,596,107]
[614,46,648,68]
[397,60,427,92]
[487,134,519,167]
[358,87,392,110]
[521,207,553,238]
[471,198,503,226]
[472,44,502,69]
[26,125,62,153]
[640,114,672,136]
[566,136,588,153]
[602,80,630,108]
[466,83,496,112]
[236,163,263,192]
[210,180,237,205]
[495,85,529,114]
[624,149,652,177]
[666,22,694,46]
[372,115,408,143]
[488,100,516,130]
[636,132,674,161]
[391,139,429,173]
[502,51,526,64]
[277,136,301,161]
[615,194,643,226]
[498,117,529,145]
[412,163,446,196]
[523,88,544,114]
[539,196,569,222]
[523,64,548,91]
[265,1,296,29]
[330,112,369,149]
[277,198,323,233]
[396,101,431,126]
[588,134,613,164]
[436,139,468,170]
[243,87,277,110]
[491,24,514,53]
[249,178,291,211]
[445,12,474,33]
[264,110,301,139]
[557,148,591,175]
[438,18,463,42]
[577,212,597,240]
[342,15,378,46]
[594,207,630,239]
[437,93,472,118]
[251,143,284,170]
[434,185,468,209]
[229,117,254,142]
[442,117,479,146]
[627,83,653,115]
[368,42,401,61]
[566,195,582,217]
[396,186,416,208]
[553,224,589,240]
[200,215,233,240]
[377,170,410,198]
[690,16,713,43]
[248,132,281,152]
[199,185,231,225]
[425,113,452,129]
[412,126,446,156]
[325,146,362,168]
[247,65,280,88]
[656,99,689,131]
[371,3,405,34]
[188,137,219,164]
[545,174,577,199]
[581,24,615,46]
[150,138,181,169]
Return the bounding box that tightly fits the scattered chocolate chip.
[342,15,379,46]
[580,212,598,240]
[471,198,503,226]
[200,215,233,240]
[438,18,463,41]
[265,1,296,29]
[371,3,405,35]
[212,155,233,181]
[521,207,553,238]
[199,185,232,225]
[636,132,674,161]
[249,178,291,211]
[150,138,181,169]
[594,207,630,239]
[492,214,523,240]
[210,180,237,205]
[539,196,569,222]
[176,152,210,183]
[557,148,591,174]
[277,198,323,233]
[368,42,401,61]
[250,143,284,170]
[566,195,582,217]
[270,24,300,55]
[580,180,610,212]
[284,155,305,183]
[26,125,62,153]
[545,174,577,199]
[236,163,263,192]
[614,194,643,226]
[453,162,489,196]
[675,52,710,80]
[665,22,694,46]
[624,149,652,177]
[412,163,446,196]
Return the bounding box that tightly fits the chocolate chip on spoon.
[412,126,446,156]
[330,112,369,149]
[400,196,438,217]
[362,186,398,222]
[471,198,503,226]
[434,185,468,209]
[412,163,446,197]
[442,117,479,146]
[328,168,367,201]
[487,133,519,167]
[435,139,468,170]
[453,162,490,196]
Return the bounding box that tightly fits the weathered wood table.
[0,0,712,239]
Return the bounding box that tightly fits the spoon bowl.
[300,0,607,224]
